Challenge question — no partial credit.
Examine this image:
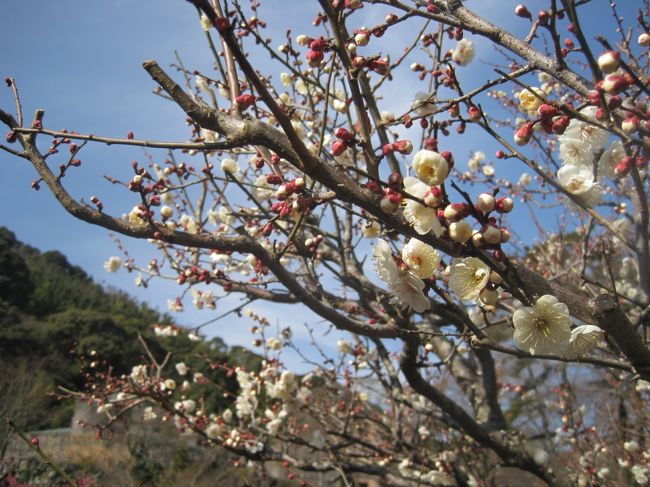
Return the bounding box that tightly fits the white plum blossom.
[336,339,353,354]
[192,289,217,310]
[373,240,430,313]
[362,220,381,238]
[512,295,571,355]
[401,238,440,279]
[128,205,146,226]
[411,92,436,116]
[451,38,475,66]
[448,257,490,301]
[130,365,148,386]
[561,106,609,151]
[412,150,449,186]
[195,75,210,92]
[402,177,443,236]
[558,137,592,166]
[175,362,188,376]
[569,325,604,355]
[205,423,222,440]
[104,256,122,273]
[557,165,595,195]
[179,213,199,234]
[557,165,603,207]
[597,140,625,178]
[519,172,533,186]
[221,158,240,174]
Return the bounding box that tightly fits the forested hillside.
[0,227,259,444]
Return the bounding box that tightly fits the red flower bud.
[331,139,347,156]
[515,4,532,19]
[266,174,283,185]
[306,49,324,67]
[382,143,395,156]
[552,116,571,135]
[537,104,559,119]
[335,127,354,142]
[235,94,256,108]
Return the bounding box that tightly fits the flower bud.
[482,224,502,245]
[423,186,442,207]
[495,197,514,213]
[354,32,369,46]
[385,13,398,23]
[597,51,620,74]
[601,74,628,94]
[479,288,499,306]
[622,116,639,133]
[515,4,532,19]
[394,140,413,155]
[331,140,347,156]
[160,205,173,219]
[614,156,634,177]
[537,104,558,119]
[537,10,549,24]
[500,228,511,243]
[443,203,470,222]
[552,116,571,135]
[449,220,473,243]
[639,33,650,46]
[380,195,400,213]
[235,94,256,109]
[468,105,481,122]
[296,34,310,46]
[306,50,324,67]
[489,271,503,285]
[476,193,495,213]
[514,122,534,146]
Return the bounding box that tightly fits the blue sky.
[0,0,638,371]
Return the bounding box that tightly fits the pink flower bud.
[514,122,534,146]
[382,143,395,156]
[537,104,559,119]
[385,13,398,23]
[552,116,571,135]
[261,221,273,236]
[614,156,633,176]
[597,51,620,74]
[602,74,628,94]
[307,49,324,67]
[394,140,413,155]
[468,105,481,122]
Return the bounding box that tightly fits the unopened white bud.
[482,225,502,245]
[449,220,473,243]
[160,206,174,219]
[476,193,495,213]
